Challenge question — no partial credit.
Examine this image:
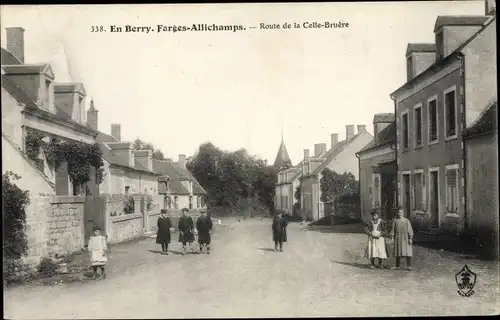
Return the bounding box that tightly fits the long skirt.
[198,231,211,244]
[364,236,388,259]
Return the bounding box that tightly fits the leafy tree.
[133,138,165,160]
[294,185,301,203]
[320,168,359,203]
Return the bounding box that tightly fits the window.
[125,186,130,195]
[444,88,457,138]
[402,112,409,149]
[406,55,413,79]
[189,196,193,209]
[197,197,201,208]
[44,79,51,110]
[174,196,178,209]
[372,174,381,208]
[445,166,459,213]
[414,105,423,146]
[412,172,425,210]
[428,97,438,143]
[436,31,444,60]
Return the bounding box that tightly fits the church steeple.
[273,123,292,169]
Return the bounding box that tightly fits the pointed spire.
[273,125,292,168]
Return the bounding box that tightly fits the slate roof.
[406,43,436,56]
[274,140,292,168]
[1,74,38,108]
[434,16,490,32]
[1,48,22,65]
[54,83,86,95]
[171,162,207,195]
[2,64,52,75]
[463,101,497,138]
[392,16,496,97]
[152,160,190,195]
[306,132,367,177]
[357,122,396,154]
[96,131,119,143]
[373,113,395,124]
[98,142,160,175]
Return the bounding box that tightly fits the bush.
[2,172,29,260]
[38,258,59,278]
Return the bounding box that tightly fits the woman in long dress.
[156,209,172,255]
[364,209,388,268]
[88,226,108,279]
[178,208,195,254]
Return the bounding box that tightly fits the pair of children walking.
[364,207,414,270]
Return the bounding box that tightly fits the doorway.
[403,174,411,218]
[429,169,439,228]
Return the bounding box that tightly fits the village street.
[4,218,499,318]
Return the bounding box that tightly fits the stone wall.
[7,195,85,276]
[107,213,143,244]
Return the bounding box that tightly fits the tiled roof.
[308,132,368,177]
[54,83,86,95]
[406,43,436,56]
[99,142,159,175]
[464,101,497,137]
[357,122,396,154]
[152,160,190,195]
[392,16,496,97]
[1,48,22,65]
[1,74,38,108]
[96,131,119,143]
[434,16,490,32]
[373,113,395,124]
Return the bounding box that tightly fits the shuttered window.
[446,168,458,213]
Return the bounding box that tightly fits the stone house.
[90,108,161,195]
[153,156,207,211]
[275,165,302,216]
[300,125,373,221]
[1,26,99,197]
[356,113,397,223]
[463,101,498,258]
[390,12,496,234]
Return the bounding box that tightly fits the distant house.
[300,125,373,221]
[88,105,161,195]
[1,26,99,196]
[356,113,397,222]
[275,165,302,216]
[390,13,496,234]
[153,156,207,211]
[463,101,498,258]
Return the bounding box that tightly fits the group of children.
[364,207,414,270]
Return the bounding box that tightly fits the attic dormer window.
[406,55,413,80]
[44,79,52,110]
[435,30,444,60]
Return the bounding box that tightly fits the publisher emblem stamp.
[455,265,476,297]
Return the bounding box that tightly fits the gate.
[83,195,107,246]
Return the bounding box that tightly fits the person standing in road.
[390,207,414,270]
[88,226,108,280]
[272,212,288,252]
[156,209,172,255]
[196,209,213,254]
[178,208,195,254]
[364,209,388,268]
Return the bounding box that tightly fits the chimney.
[134,149,153,171]
[373,113,395,142]
[111,124,121,142]
[178,154,187,168]
[314,143,327,157]
[87,99,98,130]
[357,125,367,133]
[346,125,355,140]
[6,27,25,63]
[434,16,489,60]
[486,0,496,15]
[303,149,310,161]
[331,133,339,149]
[406,44,436,81]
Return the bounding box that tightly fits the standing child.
[88,226,108,279]
[156,209,172,255]
[390,207,414,270]
[301,218,308,231]
[364,209,388,268]
[178,208,195,254]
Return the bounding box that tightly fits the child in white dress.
[88,226,108,279]
[364,209,388,269]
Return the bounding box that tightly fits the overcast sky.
[1,2,485,164]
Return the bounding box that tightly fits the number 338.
[91,26,105,32]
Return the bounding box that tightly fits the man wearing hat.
[178,208,195,254]
[196,208,213,254]
[272,212,288,252]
